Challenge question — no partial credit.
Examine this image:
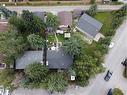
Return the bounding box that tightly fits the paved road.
[12,20,127,95]
[6,5,123,13]
[87,19,127,95]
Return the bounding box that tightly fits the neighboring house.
[72,9,83,19]
[58,11,72,29]
[33,11,45,21]
[76,13,104,43]
[15,48,73,70]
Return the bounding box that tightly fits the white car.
[109,42,115,48]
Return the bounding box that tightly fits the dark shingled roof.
[16,49,73,69]
[33,11,45,21]
[76,13,103,38]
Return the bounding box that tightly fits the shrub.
[0,69,14,87]
[25,63,48,82]
[46,72,68,92]
[113,88,123,95]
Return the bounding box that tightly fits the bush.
[86,4,97,17]
[0,69,14,87]
[25,63,48,82]
[46,72,68,92]
[113,88,123,95]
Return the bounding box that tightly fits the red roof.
[58,11,72,27]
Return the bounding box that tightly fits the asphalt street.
[6,5,123,13]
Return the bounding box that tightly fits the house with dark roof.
[76,13,104,43]
[58,11,72,29]
[15,48,73,70]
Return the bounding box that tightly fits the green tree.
[47,72,68,92]
[46,12,59,31]
[86,4,97,17]
[21,10,45,33]
[9,16,26,33]
[0,69,14,87]
[9,10,45,35]
[27,34,44,49]
[0,6,17,19]
[63,37,81,57]
[25,63,48,82]
[0,30,27,64]
[73,54,102,86]
[113,88,123,95]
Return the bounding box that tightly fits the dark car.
[104,70,113,81]
[107,89,113,95]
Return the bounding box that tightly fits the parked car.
[104,70,113,81]
[109,42,115,48]
[107,88,113,95]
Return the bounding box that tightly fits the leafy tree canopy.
[0,6,17,19]
[25,63,48,82]
[9,10,45,35]
[46,12,59,31]
[0,30,27,64]
[27,34,44,49]
[86,4,97,17]
[113,88,123,95]
[47,72,68,92]
[63,34,85,58]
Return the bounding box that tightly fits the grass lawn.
[94,12,113,36]
[57,34,64,43]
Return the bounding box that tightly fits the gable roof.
[16,49,73,69]
[58,11,72,27]
[76,13,103,38]
[33,11,45,21]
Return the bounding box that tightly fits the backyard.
[94,12,113,36]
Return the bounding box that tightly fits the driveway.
[12,20,127,95]
[6,5,123,13]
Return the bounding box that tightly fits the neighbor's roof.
[72,9,83,18]
[33,11,45,21]
[58,11,72,26]
[16,49,73,69]
[76,13,103,38]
